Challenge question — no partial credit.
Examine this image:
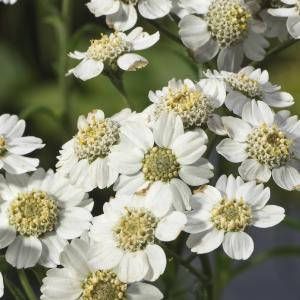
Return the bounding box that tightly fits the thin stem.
[160,243,208,282]
[199,255,214,300]
[3,276,26,300]
[252,39,298,67]
[18,269,37,300]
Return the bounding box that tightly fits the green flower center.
[247,124,293,168]
[8,191,58,237]
[211,199,251,232]
[206,0,251,47]
[114,207,158,252]
[74,118,120,163]
[142,146,180,182]
[81,270,127,300]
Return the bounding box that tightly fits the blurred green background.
[0,1,300,299]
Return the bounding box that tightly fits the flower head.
[89,183,187,282]
[216,100,300,190]
[179,0,269,71]
[41,238,163,299]
[109,112,214,211]
[56,108,140,191]
[0,169,93,269]
[205,67,294,116]
[67,27,159,81]
[0,114,44,174]
[185,175,285,260]
[87,0,172,31]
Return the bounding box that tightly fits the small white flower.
[89,183,187,282]
[87,0,172,31]
[41,238,163,300]
[0,0,17,4]
[185,175,285,260]
[0,114,44,174]
[0,169,93,269]
[216,100,300,190]
[67,27,159,81]
[56,109,141,192]
[110,112,214,211]
[205,66,294,116]
[144,78,226,129]
[178,0,269,71]
[269,0,300,39]
[0,272,3,299]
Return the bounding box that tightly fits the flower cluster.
[0,0,299,299]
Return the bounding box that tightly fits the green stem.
[160,243,208,282]
[199,255,214,300]
[252,39,298,67]
[18,269,37,300]
[3,276,26,300]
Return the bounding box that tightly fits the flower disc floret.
[211,199,251,232]
[82,270,127,300]
[114,207,158,252]
[74,119,120,163]
[206,0,251,48]
[0,136,7,156]
[8,191,58,237]
[142,147,180,182]
[246,124,292,168]
[226,73,262,98]
[87,33,130,66]
[155,85,214,128]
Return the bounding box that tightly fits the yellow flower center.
[0,136,7,156]
[155,84,214,128]
[81,270,127,300]
[226,73,262,99]
[87,33,130,66]
[206,0,251,47]
[74,118,120,163]
[142,146,180,182]
[8,191,58,237]
[247,124,293,168]
[211,199,251,232]
[114,207,158,252]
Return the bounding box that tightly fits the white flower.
[41,238,163,300]
[0,169,93,269]
[216,100,300,190]
[87,0,172,31]
[67,27,159,81]
[56,109,142,192]
[205,67,294,116]
[0,272,3,299]
[178,0,269,71]
[269,0,300,39]
[0,114,44,174]
[144,78,226,129]
[0,0,17,4]
[89,183,187,282]
[185,175,285,260]
[109,112,214,211]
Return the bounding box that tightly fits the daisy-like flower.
[144,78,226,129]
[269,0,300,39]
[41,238,163,300]
[110,112,214,211]
[89,183,187,282]
[67,27,159,81]
[87,0,172,31]
[178,0,269,71]
[205,66,294,116]
[56,108,141,192]
[0,169,93,269]
[185,175,285,260]
[216,100,300,190]
[0,114,44,174]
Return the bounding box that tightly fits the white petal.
[155,211,186,241]
[131,31,160,51]
[2,154,39,174]
[144,244,166,281]
[217,45,244,72]
[207,114,227,136]
[86,0,120,17]
[0,216,16,248]
[185,210,212,233]
[222,232,254,260]
[127,282,163,300]
[0,272,3,298]
[114,173,147,195]
[117,53,148,71]
[216,138,248,163]
[221,116,252,142]
[169,179,192,211]
[6,236,42,268]
[287,16,300,39]
[272,164,300,190]
[138,0,172,19]
[252,205,285,228]
[238,159,272,182]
